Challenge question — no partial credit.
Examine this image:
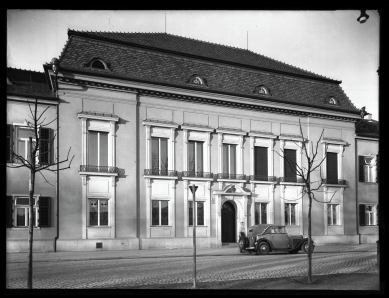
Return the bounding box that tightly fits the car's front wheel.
[238,238,245,253]
[256,242,270,255]
[302,242,314,254]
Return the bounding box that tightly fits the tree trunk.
[307,192,312,284]
[27,137,35,289]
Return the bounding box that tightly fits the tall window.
[359,204,378,226]
[285,203,297,225]
[327,204,339,225]
[284,149,297,181]
[359,156,377,182]
[152,137,168,175]
[255,203,268,224]
[152,200,169,226]
[223,144,236,174]
[15,197,37,227]
[254,146,268,178]
[16,127,36,162]
[188,201,204,226]
[88,131,108,167]
[326,152,338,184]
[89,199,108,226]
[188,141,203,174]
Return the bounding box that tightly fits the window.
[6,196,51,228]
[359,156,377,182]
[151,137,168,175]
[89,198,109,226]
[188,201,204,226]
[327,204,339,225]
[7,124,13,162]
[91,60,105,69]
[88,131,108,167]
[223,144,236,174]
[255,203,268,224]
[258,87,268,94]
[359,204,378,226]
[16,127,36,162]
[152,200,169,226]
[326,152,338,184]
[284,149,297,181]
[328,97,337,105]
[254,146,268,178]
[188,141,203,174]
[285,203,297,225]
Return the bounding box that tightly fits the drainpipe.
[136,94,140,249]
[355,136,359,243]
[51,59,60,252]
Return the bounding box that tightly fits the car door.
[270,228,290,250]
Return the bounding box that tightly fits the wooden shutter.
[359,204,366,226]
[326,152,338,184]
[254,146,268,177]
[6,196,13,228]
[39,197,51,227]
[39,128,51,165]
[6,125,13,163]
[284,149,296,178]
[358,156,365,182]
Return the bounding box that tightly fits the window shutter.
[326,152,338,184]
[39,197,51,227]
[254,146,268,177]
[359,204,366,226]
[7,125,13,163]
[39,128,51,165]
[284,149,296,178]
[6,196,13,228]
[358,156,365,182]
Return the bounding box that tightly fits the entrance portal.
[221,201,236,243]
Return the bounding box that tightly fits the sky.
[7,10,380,120]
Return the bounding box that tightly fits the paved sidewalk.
[6,243,378,263]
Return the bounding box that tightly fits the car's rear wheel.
[302,242,314,254]
[256,242,270,255]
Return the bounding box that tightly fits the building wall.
[6,100,58,252]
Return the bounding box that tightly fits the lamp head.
[51,58,59,75]
[357,10,369,23]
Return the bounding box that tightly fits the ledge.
[144,175,178,180]
[182,177,214,182]
[279,182,305,186]
[250,180,278,185]
[79,171,118,177]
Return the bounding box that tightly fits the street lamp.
[51,58,59,93]
[357,10,369,24]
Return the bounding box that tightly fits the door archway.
[221,201,236,243]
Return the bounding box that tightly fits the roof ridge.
[7,67,44,74]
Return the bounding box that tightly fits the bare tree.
[7,83,74,289]
[151,152,168,175]
[275,119,338,284]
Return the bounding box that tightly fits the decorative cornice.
[249,130,277,139]
[57,76,359,122]
[78,111,119,122]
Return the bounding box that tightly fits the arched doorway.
[221,201,236,243]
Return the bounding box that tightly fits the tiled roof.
[356,119,379,138]
[67,30,335,81]
[57,31,359,114]
[7,68,54,99]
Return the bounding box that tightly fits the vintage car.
[238,224,314,255]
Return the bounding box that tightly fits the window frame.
[327,204,339,226]
[13,196,39,228]
[255,202,268,225]
[284,203,297,225]
[222,143,237,175]
[88,198,109,227]
[151,137,169,173]
[359,155,377,183]
[88,130,109,167]
[188,201,205,226]
[151,199,170,226]
[188,140,204,174]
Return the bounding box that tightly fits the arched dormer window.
[84,58,110,70]
[253,85,271,96]
[325,96,339,106]
[187,74,208,86]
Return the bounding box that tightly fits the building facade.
[6,30,378,252]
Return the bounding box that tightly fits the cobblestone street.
[6,245,379,289]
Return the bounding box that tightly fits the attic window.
[253,85,271,96]
[85,58,109,70]
[325,96,339,105]
[187,75,207,86]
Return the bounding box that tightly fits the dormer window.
[84,58,109,70]
[253,85,271,96]
[325,96,338,105]
[187,74,207,86]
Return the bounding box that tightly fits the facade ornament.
[112,176,116,187]
[146,178,151,188]
[81,175,87,186]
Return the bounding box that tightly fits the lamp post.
[357,10,370,24]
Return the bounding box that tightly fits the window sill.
[79,171,118,177]
[144,175,178,180]
[182,177,213,182]
[361,225,378,227]
[151,225,172,227]
[322,183,348,188]
[87,226,111,228]
[250,180,277,185]
[217,179,247,183]
[11,227,41,231]
[359,182,378,185]
[188,225,208,227]
[280,182,305,186]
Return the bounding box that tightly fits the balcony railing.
[80,165,120,173]
[182,171,213,178]
[279,177,304,183]
[144,169,178,176]
[322,179,347,185]
[217,173,246,180]
[250,175,277,182]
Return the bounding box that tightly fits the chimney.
[366,114,372,121]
